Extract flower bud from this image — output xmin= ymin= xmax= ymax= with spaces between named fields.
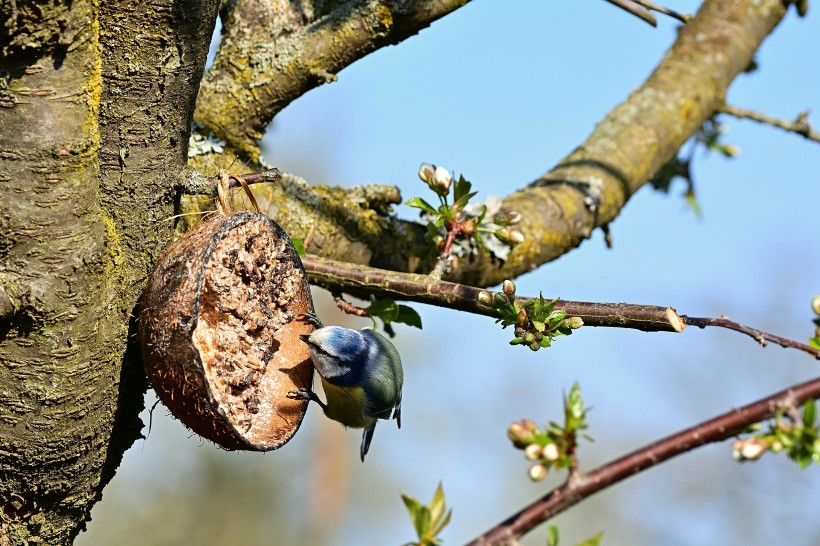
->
xmin=431 ymin=166 xmax=453 ymax=195
xmin=418 ymin=163 xmax=435 ymax=183
xmin=740 ymin=438 xmax=767 ymax=460
xmin=495 ymin=228 xmax=525 ymax=246
xmin=493 ymin=293 xmax=508 ymax=307
xmin=528 ymin=463 xmax=548 ymax=482
xmin=542 ymin=443 xmax=560 ymax=462
xmin=502 ymin=280 xmax=516 ymax=296
xmin=521 ymin=419 xmax=539 ymax=433
xmin=812 ymin=295 xmax=820 ymax=315
xmin=477 ymin=291 xmax=493 ymax=306
xmin=524 ymin=443 xmax=543 ymax=461
xmin=731 ymin=439 xmax=744 ymax=460
xmin=564 ymin=316 xmax=584 ymax=329
xmin=507 ymin=422 xmax=535 ymax=447
xmin=517 ymin=308 xmax=528 ymax=328
xmin=493 ymin=209 xmax=522 ymax=226
xmin=732 ymin=438 xmax=767 ymax=461
xmin=529 ymin=340 xmax=541 ymax=351
xmin=461 ymin=217 xmax=478 ymax=235
xmin=522 ymin=332 xmax=535 ymax=345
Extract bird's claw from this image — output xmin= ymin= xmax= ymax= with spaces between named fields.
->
xmin=287 ymin=388 xmax=312 ymax=401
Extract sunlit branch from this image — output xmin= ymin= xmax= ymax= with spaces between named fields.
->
xmin=466 ymin=375 xmax=820 ymax=545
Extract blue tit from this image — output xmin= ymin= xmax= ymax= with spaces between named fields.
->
xmin=290 ymin=319 xmax=403 ymax=462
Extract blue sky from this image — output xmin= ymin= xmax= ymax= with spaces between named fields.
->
xmin=80 ymin=2 xmax=820 ymax=545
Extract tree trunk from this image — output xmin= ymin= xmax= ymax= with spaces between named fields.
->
xmin=0 ymin=0 xmax=219 ymax=542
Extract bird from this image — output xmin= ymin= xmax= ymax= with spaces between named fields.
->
xmin=289 ymin=314 xmax=403 ymax=461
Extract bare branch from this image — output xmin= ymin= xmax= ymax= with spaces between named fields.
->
xmin=684 ymin=315 xmax=820 ymax=359
xmin=718 ymin=104 xmax=820 ymax=143
xmin=632 ymin=0 xmax=692 ymax=23
xmin=602 ymin=0 xmax=657 ymax=26
xmin=466 ymin=375 xmax=820 ymax=545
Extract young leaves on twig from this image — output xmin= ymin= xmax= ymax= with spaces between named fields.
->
xmin=492 ymin=280 xmax=582 ymax=351
xmin=401 ymin=482 xmax=452 ymax=546
xmin=732 ymin=399 xmax=820 ymax=468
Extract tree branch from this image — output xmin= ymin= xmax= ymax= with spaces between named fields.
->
xmin=684 ymin=315 xmax=820 ymax=359
xmin=305 ymin=255 xmax=681 ymax=332
xmin=187 ymin=0 xmax=791 ymax=290
xmin=195 ymin=0 xmax=471 ymax=161
xmin=466 ymin=375 xmax=820 ymax=545
xmin=718 ymin=104 xmax=820 ymax=143
xmin=305 ymin=255 xmax=820 ymax=359
xmin=602 ymin=0 xmax=657 ymax=26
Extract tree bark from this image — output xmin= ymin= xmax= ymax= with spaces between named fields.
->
xmin=0 ymin=0 xmax=219 ymax=542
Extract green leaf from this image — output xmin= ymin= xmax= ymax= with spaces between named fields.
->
xmin=803 ymin=399 xmax=817 ymax=426
xmin=540 ymin=337 xmax=552 ymax=348
xmin=431 ymin=509 xmax=452 ymax=537
xmin=406 ymin=197 xmax=438 ymax=216
xmin=454 ymin=190 xmax=478 ymax=210
xmin=510 ymin=338 xmax=525 ymax=345
xmin=396 ymin=305 xmax=423 ymax=329
xmin=547 ymin=525 xmax=560 ymax=546
xmin=532 ymin=320 xmax=546 ymax=333
xmin=291 ymin=237 xmax=305 ymax=256
xmin=430 ymin=482 xmax=446 ymax=526
xmin=470 ymin=232 xmax=492 ymax=254
xmin=476 ymin=204 xmax=488 ymax=223
xmin=453 ymin=175 xmax=472 ymax=204
xmin=809 ymin=337 xmax=820 ymax=350
xmin=401 ymin=494 xmax=428 ymax=538
xmin=367 ymin=298 xmax=400 ymax=322
xmin=684 ymin=185 xmax=702 ymax=218
xmin=415 ymin=507 xmax=432 ymax=539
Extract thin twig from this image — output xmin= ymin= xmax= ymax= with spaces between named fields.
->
xmin=333 ymin=294 xmax=369 ymax=318
xmin=718 ymin=104 xmax=820 ymax=143
xmin=603 ymin=0 xmax=657 ymax=26
xmin=684 ymin=315 xmax=820 ymax=359
xmin=632 ymin=0 xmax=691 ymax=23
xmin=466 ymin=375 xmax=820 ymax=546
xmin=180 ymin=168 xmax=282 ymax=195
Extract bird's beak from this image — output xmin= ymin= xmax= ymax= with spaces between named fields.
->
xmin=299 ymin=334 xmax=312 ymax=344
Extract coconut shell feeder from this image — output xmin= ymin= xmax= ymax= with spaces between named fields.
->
xmin=139 ymin=179 xmax=314 ymax=451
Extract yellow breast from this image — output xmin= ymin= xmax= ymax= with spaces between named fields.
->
xmin=320 ymin=378 xmax=374 ymax=429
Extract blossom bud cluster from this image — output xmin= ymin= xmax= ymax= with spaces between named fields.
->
xmin=507 ymin=419 xmax=562 ymax=482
